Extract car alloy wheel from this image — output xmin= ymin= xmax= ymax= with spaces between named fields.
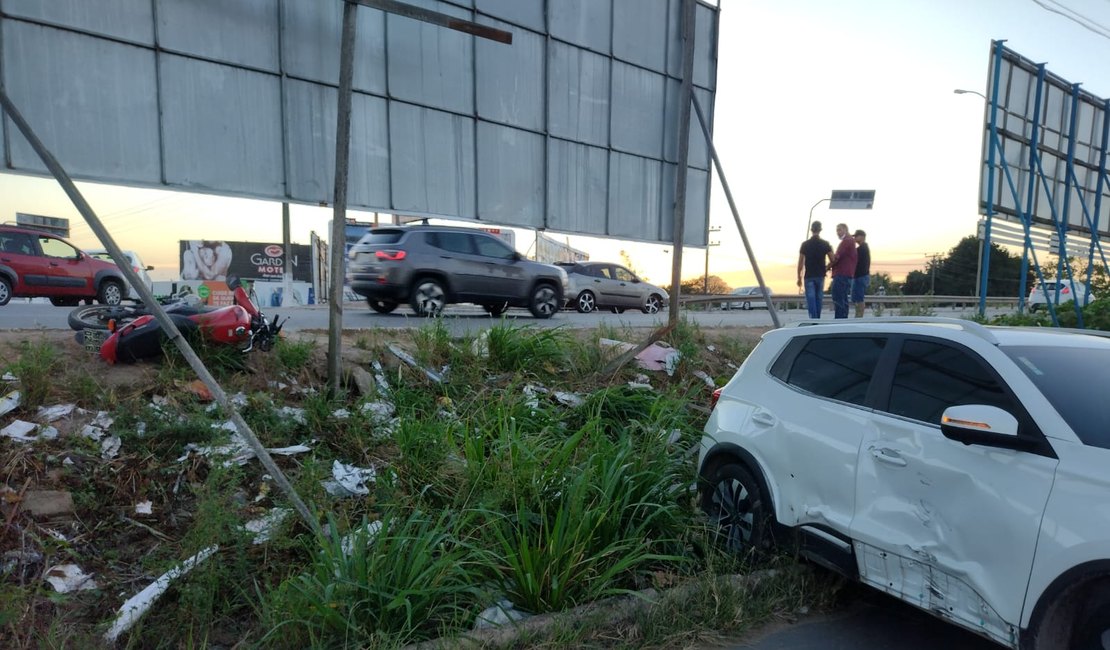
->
xmin=642 ymin=294 xmax=663 ymax=314
xmin=702 ymin=463 xmax=768 ymax=554
xmin=0 ymin=277 xmax=10 ymax=306
xmin=576 ymin=291 xmax=597 ymax=313
xmin=411 ymin=279 xmax=446 ymax=317
xmin=529 ymin=284 xmax=559 ymax=319
xmin=99 ymin=280 xmax=123 ymax=306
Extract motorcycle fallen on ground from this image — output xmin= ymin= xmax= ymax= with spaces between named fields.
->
xmin=69 ymin=276 xmax=285 ymax=364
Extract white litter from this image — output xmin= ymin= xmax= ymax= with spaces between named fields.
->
xmin=322 ymin=460 xmax=376 ymax=497
xmin=554 ymin=391 xmax=584 ymax=407
xmin=471 ymin=330 xmax=490 ymax=358
xmin=62 ymin=457 xmax=74 ymax=466
xmin=135 ymin=501 xmax=153 ymax=516
xmin=91 ymin=411 xmax=114 ymax=429
xmin=2 ymin=420 xmax=55 ymax=442
xmin=243 ymin=508 xmax=291 ymax=545
xmin=475 ymin=599 xmax=530 ymax=630
xmin=103 ymin=545 xmax=219 ymax=643
xmin=79 ymin=424 xmax=106 ymax=442
xmin=523 ymin=383 xmax=549 ymax=410
xmin=341 ymin=520 xmax=383 ymax=556
xmin=268 ymin=381 xmax=289 ymax=391
xmin=388 ymin=344 xmax=445 ymax=383
xmin=332 ymin=408 xmax=351 ymax=420
xmin=44 ymin=564 xmax=98 ymax=593
xmin=36 ymin=403 xmax=76 ymax=422
xmin=179 ymin=432 xmax=311 ymax=467
xmin=1 ymin=372 xmax=17 ymax=382
xmin=707 ymin=345 xmax=717 ymax=353
xmin=693 ymin=370 xmax=716 ymax=389
xmin=361 ymin=401 xmax=395 ymax=420
xmin=136 ymin=422 xmax=147 ymax=436
xmin=627 ymin=382 xmax=654 ymax=390
xmin=371 ymin=360 xmax=390 ymax=394
xmin=278 ymin=406 xmax=307 ymax=425
xmin=101 ymin=436 xmax=122 ymax=459
xmin=0 ymin=390 xmax=20 ymax=418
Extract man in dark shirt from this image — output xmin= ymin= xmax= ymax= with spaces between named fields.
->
xmin=797 ymin=221 xmax=834 ymax=319
xmin=852 ymin=230 xmax=871 ymax=318
xmin=829 ymin=223 xmax=857 ymax=319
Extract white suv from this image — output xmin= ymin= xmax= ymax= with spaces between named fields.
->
xmin=1028 ymin=280 xmax=1094 ymax=312
xmin=699 ymin=318 xmax=1110 ymax=649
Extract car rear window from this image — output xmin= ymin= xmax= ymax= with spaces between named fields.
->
xmin=784 ymin=336 xmax=886 ymax=406
xmin=358 ymin=230 xmax=405 ymax=246
xmin=1003 ymin=344 xmax=1110 ymax=449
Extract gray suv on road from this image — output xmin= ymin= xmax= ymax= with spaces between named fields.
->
xmin=346 ymin=225 xmax=568 ymax=318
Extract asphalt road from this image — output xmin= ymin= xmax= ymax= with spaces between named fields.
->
xmin=1 ymin=299 xmax=1001 ymax=334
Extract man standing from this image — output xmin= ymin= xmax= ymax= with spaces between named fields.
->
xmin=829 ymin=223 xmax=857 ymax=319
xmin=852 ymin=229 xmax=871 ymax=318
xmin=797 ymin=221 xmax=834 ymax=319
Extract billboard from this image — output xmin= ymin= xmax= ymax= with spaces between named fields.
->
xmin=1 ymin=0 xmax=719 ymax=247
xmin=979 ymin=42 xmax=1110 ymax=241
xmin=178 ymin=240 xmax=312 ymax=283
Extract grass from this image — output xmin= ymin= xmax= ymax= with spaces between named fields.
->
xmin=0 ymin=324 xmax=831 ymax=649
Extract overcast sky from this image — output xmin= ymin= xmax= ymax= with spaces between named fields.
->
xmin=5 ymin=0 xmax=1110 ymax=290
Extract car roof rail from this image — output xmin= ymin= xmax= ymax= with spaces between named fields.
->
xmin=787 ymin=316 xmax=999 ymax=345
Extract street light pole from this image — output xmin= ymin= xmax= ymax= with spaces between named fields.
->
xmin=807 ymin=197 xmax=830 ymax=239
xmin=703 ymin=226 xmax=720 ymax=295
xmin=954 ymin=88 xmax=988 ymax=100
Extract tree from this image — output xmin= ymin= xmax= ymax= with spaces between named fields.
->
xmin=868 ymin=272 xmax=897 ymax=295
xmin=902 ymin=270 xmax=931 ymax=295
xmin=903 ymin=235 xmax=1032 ymax=296
xmin=681 ymin=275 xmax=731 ymax=295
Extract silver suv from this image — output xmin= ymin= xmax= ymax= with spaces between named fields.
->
xmin=556 ymin=261 xmax=668 ymax=314
xmin=346 ymin=225 xmax=568 ymax=318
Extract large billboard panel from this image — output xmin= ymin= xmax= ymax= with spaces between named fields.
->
xmin=1 ymin=0 xmax=719 ymax=247
xmin=980 ymin=42 xmax=1110 ymax=241
xmin=178 ymin=240 xmax=312 ymax=283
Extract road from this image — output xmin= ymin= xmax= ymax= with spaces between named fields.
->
xmin=1 ymin=300 xmax=1003 ymax=334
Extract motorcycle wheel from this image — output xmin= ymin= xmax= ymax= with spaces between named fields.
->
xmin=67 ymin=304 xmax=141 ymax=331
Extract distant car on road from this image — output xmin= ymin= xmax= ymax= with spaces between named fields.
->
xmin=0 ymin=225 xmax=128 ymax=307
xmin=1027 ymin=279 xmax=1094 ymax=312
xmin=722 ymin=285 xmax=773 ymax=310
xmin=86 ymin=249 xmax=155 ymax=297
xmin=346 ymin=224 xmax=568 ymax=318
xmin=556 ymin=261 xmax=668 ymax=314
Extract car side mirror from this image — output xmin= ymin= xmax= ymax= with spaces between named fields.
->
xmin=940 ymin=404 xmax=1035 ymax=451
xmin=632 ymin=278 xmax=641 ymax=284
xmin=145 ymin=265 xmax=154 ymax=271
xmin=512 ymin=252 xmax=522 ymax=261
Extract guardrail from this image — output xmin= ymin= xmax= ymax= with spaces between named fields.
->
xmin=678 ymin=294 xmax=1021 ymax=309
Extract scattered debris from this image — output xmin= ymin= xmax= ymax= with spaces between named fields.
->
xmin=628 ymin=381 xmax=654 ymax=390
xmin=1 ymin=550 xmax=43 ymax=580
xmin=278 ymin=406 xmax=307 ymax=425
xmin=599 ymin=339 xmax=682 ymax=375
xmin=388 ymin=344 xmax=445 ymax=383
xmin=22 ymin=490 xmax=75 ymax=519
xmin=553 ymin=391 xmax=585 ymax=407
xmin=475 ymin=599 xmax=530 ymax=630
xmin=244 ymin=508 xmax=291 ymax=545
xmin=340 ymin=519 xmax=383 ymax=556
xmin=0 ymin=390 xmax=20 ymax=417
xmin=322 ymin=460 xmax=376 ymax=497
xmin=1 ymin=372 xmax=17 ymax=382
xmin=666 ymin=429 xmax=683 ymax=446
xmin=175 ymin=379 xmax=213 ymax=401
xmin=332 ymin=408 xmax=351 ymax=420
xmin=44 ymin=564 xmax=98 ymax=593
xmin=371 ymin=360 xmax=390 ymax=394
xmin=101 ymin=435 xmax=122 ymax=459
xmin=103 ymin=545 xmax=220 ymax=643
xmin=205 ymin=392 xmax=247 ymax=413
xmin=692 ymin=370 xmax=716 ymax=389
xmin=361 ymin=400 xmax=395 ymax=420
xmin=707 ymin=345 xmax=717 ymax=353
xmin=523 ymin=383 xmax=548 ymax=410
xmin=471 ymin=330 xmax=490 ymax=358
xmin=135 ymin=500 xmax=153 ymax=516
xmin=2 ymin=420 xmax=57 ymax=443
xmin=36 ymin=403 xmax=76 ymax=422
xmin=180 ymin=427 xmax=312 ymax=467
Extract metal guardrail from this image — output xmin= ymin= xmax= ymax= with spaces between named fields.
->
xmin=678 ymin=294 xmax=1021 ymax=308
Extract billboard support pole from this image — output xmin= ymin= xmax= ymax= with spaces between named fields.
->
xmin=979 ymin=40 xmax=1005 ymax=317
xmin=0 ymin=88 xmax=320 ymax=535
xmin=692 ymin=95 xmax=782 ymax=328
xmin=327 ymin=0 xmax=358 ymax=397
xmin=283 ymin=202 xmax=293 ymax=307
xmin=669 ymin=0 xmax=696 ymax=329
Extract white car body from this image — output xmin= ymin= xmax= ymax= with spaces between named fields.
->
xmin=1027 ymin=280 xmax=1094 ymax=312
xmin=699 ymin=318 xmax=1110 ymax=649
xmin=86 ymin=249 xmax=154 ymax=296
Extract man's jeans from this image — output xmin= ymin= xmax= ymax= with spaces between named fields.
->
xmin=831 ymin=275 xmax=851 ymax=319
xmin=804 ymin=277 xmax=824 ymax=318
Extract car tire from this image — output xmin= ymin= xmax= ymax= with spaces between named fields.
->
xmin=642 ymin=294 xmax=663 ymax=314
xmin=575 ymin=291 xmax=597 ymax=313
xmin=483 ymin=302 xmax=508 ymax=317
xmin=98 ymin=280 xmax=124 ymax=306
xmin=1071 ymin=582 xmax=1110 ymax=650
xmin=410 ymin=278 xmax=447 ymax=317
xmin=610 ymin=307 xmax=626 ymax=314
xmin=0 ymin=277 xmax=10 ymax=306
xmin=742 ymin=301 xmax=752 ymax=311
xmin=367 ymin=299 xmax=398 ymax=314
xmin=701 ymin=462 xmax=771 ymax=555
xmin=528 ymin=283 xmax=560 ymax=319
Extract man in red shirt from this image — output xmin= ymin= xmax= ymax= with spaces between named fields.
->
xmin=829 ymin=223 xmax=857 ymax=319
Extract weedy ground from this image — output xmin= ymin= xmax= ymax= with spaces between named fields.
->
xmin=0 ymin=320 xmax=842 ymax=649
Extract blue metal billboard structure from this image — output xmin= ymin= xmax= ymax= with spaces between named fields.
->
xmin=0 ymin=0 xmax=718 ymax=247
xmin=978 ymin=41 xmax=1110 ymax=324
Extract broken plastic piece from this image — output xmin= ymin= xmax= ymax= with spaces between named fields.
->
xmin=693 ymin=370 xmax=716 ymax=389
xmin=388 ymin=344 xmax=444 ymax=383
xmin=244 ymin=508 xmax=291 ymax=545
xmin=322 ymin=460 xmax=376 ymax=497
xmin=474 ymin=599 xmax=530 ymax=630
xmin=44 ymin=564 xmax=98 ymax=593
xmin=36 ymin=403 xmax=76 ymax=422
xmin=135 ymin=500 xmax=153 ymax=515
xmin=101 ymin=436 xmax=122 ymax=459
xmin=2 ymin=420 xmax=55 ymax=442
xmin=0 ymin=390 xmax=20 ymax=418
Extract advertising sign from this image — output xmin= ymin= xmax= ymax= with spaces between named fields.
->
xmin=178 ymin=240 xmax=312 ymax=282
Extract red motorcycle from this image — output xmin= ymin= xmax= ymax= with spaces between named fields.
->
xmin=69 ymin=276 xmax=284 ymax=364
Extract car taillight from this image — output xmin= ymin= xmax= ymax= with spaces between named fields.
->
xmin=132 ymin=266 xmax=140 ymax=273
xmin=1062 ymin=287 xmax=1070 ymax=294
xmin=375 ymin=250 xmax=406 ymax=261
xmin=710 ymin=388 xmax=723 ymax=409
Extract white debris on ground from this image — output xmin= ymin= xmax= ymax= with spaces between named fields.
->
xmin=322 ymin=460 xmax=376 ymax=497
xmin=692 ymin=370 xmax=716 ymax=389
xmin=1 ymin=373 xmax=17 ymax=382
xmin=135 ymin=501 xmax=153 ymax=516
xmin=277 ymin=406 xmax=307 ymax=425
xmin=0 ymin=390 xmax=21 ymax=418
xmin=332 ymin=408 xmax=351 ymax=420
xmin=44 ymin=564 xmax=98 ymax=593
xmin=1 ymin=420 xmax=57 ymax=443
xmin=101 ymin=435 xmax=122 ymax=460
xmin=360 ymin=400 xmax=399 ymax=437
xmin=340 ymin=519 xmax=383 ymax=556
xmin=371 ymin=360 xmax=390 ymax=395
xmin=179 ymin=424 xmax=311 ymax=467
xmin=243 ymin=508 xmax=291 ymax=545
xmin=471 ymin=330 xmax=490 ymax=358
xmin=388 ymin=344 xmax=445 ymax=383
xmin=205 ymin=392 xmax=248 ymax=413
xmin=474 ymin=599 xmax=530 ymax=630
xmin=599 ymin=339 xmax=682 ymax=376
xmin=553 ymin=391 xmax=584 ymax=407
xmin=523 ymin=383 xmax=548 ymax=410
xmin=36 ymin=403 xmax=76 ymax=422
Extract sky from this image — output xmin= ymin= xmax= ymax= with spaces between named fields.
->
xmin=5 ymin=0 xmax=1110 ymax=292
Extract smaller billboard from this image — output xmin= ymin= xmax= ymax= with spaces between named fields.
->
xmin=829 ymin=190 xmax=876 ymax=210
xmin=178 ymin=240 xmax=312 ymax=282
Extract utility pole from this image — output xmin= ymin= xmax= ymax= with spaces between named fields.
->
xmin=925 ymin=252 xmax=943 ymax=294
xmin=703 ymin=226 xmax=721 ymax=295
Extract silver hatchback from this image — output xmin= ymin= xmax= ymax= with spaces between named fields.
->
xmin=557 ymin=261 xmax=668 ymax=314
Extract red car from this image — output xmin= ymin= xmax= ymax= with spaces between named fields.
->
xmin=0 ymin=225 xmax=128 ymax=307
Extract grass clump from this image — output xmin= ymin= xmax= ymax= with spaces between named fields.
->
xmin=3 ymin=340 xmax=62 ymax=409
xmin=485 ymin=324 xmax=570 ymax=374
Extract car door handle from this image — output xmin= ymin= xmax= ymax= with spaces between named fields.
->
xmin=49 ymin=262 xmax=60 ymax=267
xmin=593 ymin=279 xmax=601 ymax=283
xmin=751 ymin=411 xmax=776 ymax=427
xmin=870 ymin=447 xmax=907 ymax=467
